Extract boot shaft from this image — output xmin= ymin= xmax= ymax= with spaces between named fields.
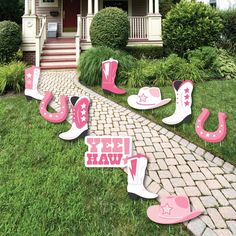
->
xmin=102 ymin=58 xmax=118 ymax=85
xmin=173 ymin=80 xmax=193 ymax=113
xmin=127 ymin=154 xmax=148 ymax=185
xmin=25 ymin=66 xmax=40 ymax=90
xmin=71 ymin=96 xmax=90 ymax=129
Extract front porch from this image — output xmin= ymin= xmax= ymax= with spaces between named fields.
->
xmin=22 ymin=0 xmax=162 ymax=67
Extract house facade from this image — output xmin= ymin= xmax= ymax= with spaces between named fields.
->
xmin=22 ymin=0 xmax=162 ymax=69
xmin=196 ymin=0 xmax=236 ymax=10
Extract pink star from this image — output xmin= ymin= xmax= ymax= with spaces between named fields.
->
xmin=161 ymin=204 xmax=172 ymax=215
xmin=81 ymin=110 xmax=86 ymax=115
xmin=185 ymin=88 xmax=189 ymax=94
xmin=185 ymin=101 xmax=190 ymax=106
xmin=81 ymin=116 xmax=86 ymax=122
xmin=185 ymin=94 xmax=189 ymax=100
xmin=27 ymin=73 xmax=32 ymax=79
xmin=139 ymin=93 xmax=148 ymax=103
xmin=81 ymin=103 xmax=86 ymax=109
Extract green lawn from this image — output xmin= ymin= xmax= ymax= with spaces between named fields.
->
xmin=94 ymin=79 xmax=236 ymax=165
xmin=0 ymin=95 xmax=189 ymax=235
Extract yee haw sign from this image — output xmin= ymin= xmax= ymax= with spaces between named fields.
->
xmin=85 ymin=136 xmax=132 ymax=167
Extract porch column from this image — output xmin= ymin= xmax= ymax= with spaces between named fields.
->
xmin=154 ymin=0 xmax=159 ymax=14
xmin=24 ymin=0 xmax=29 ymax=15
xmin=88 ymin=0 xmax=93 ymax=15
xmin=149 ymin=0 xmax=153 ymax=14
xmin=94 ymin=0 xmax=99 ymax=14
xmin=31 ymin=0 xmax=36 ymax=15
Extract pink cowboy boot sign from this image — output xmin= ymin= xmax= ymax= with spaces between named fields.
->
xmin=85 ymin=136 xmax=132 ymax=167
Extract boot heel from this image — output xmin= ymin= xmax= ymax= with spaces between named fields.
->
xmin=103 ymin=89 xmax=111 ymax=95
xmin=128 ymin=192 xmax=140 ymax=200
xmin=25 ymin=96 xmax=33 ymax=101
xmin=183 ymin=114 xmax=192 ymax=123
xmin=79 ymin=130 xmax=88 ymax=139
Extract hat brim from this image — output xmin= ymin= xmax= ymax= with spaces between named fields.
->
xmin=147 ymin=205 xmax=203 ymax=225
xmin=127 ymin=95 xmax=171 ymax=110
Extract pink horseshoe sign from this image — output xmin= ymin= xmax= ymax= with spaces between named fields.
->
xmin=40 ymin=91 xmax=69 ymax=123
xmin=195 ymin=108 xmax=227 ymax=143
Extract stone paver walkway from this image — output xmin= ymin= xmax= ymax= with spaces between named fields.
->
xmin=38 ymin=70 xmax=236 ymax=236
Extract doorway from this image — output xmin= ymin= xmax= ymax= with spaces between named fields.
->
xmin=103 ymin=0 xmax=128 ymax=12
xmin=63 ymin=0 xmax=80 ymax=33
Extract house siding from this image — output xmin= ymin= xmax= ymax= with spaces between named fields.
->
xmin=36 ymin=0 xmax=62 ymax=35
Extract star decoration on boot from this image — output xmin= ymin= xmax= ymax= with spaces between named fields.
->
xmin=185 ymin=101 xmax=190 ymax=106
xmin=81 ymin=103 xmax=86 ymax=109
xmin=184 ymin=88 xmax=189 ymax=94
xmin=27 ymin=73 xmax=32 ymax=79
xmin=81 ymin=110 xmax=86 ymax=116
xmin=184 ymin=94 xmax=189 ymax=100
xmin=139 ymin=93 xmax=148 ymax=103
xmin=161 ymin=204 xmax=173 ymax=215
xmin=81 ymin=116 xmax=86 ymax=122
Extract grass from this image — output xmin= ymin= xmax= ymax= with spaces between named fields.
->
xmin=0 ymin=95 xmax=190 ymax=235
xmin=93 ymin=79 xmax=236 ymax=165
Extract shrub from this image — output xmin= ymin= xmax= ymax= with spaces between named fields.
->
xmin=154 ymin=54 xmax=203 ymax=86
xmin=0 ymin=61 xmax=26 ymax=94
xmin=219 ymin=9 xmax=236 ymax=52
xmin=0 ymin=21 xmax=22 ymax=63
xmin=125 ymin=46 xmax=164 ymax=59
xmin=127 ymin=54 xmax=203 ymax=88
xmin=78 ymin=47 xmax=136 ymax=86
xmin=187 ymin=46 xmax=219 ymax=80
xmin=187 ymin=46 xmax=236 ymax=80
xmin=163 ymin=0 xmax=223 ymax=55
xmin=90 ymin=7 xmax=129 ymax=50
xmin=215 ymin=49 xmax=236 ymax=80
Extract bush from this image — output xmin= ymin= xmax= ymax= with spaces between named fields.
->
xmin=78 ymin=47 xmax=136 ymax=86
xmin=90 ymin=7 xmax=129 ymax=50
xmin=0 ymin=21 xmax=22 ymax=63
xmin=219 ymin=9 xmax=236 ymax=52
xmin=187 ymin=46 xmax=236 ymax=80
xmin=0 ymin=61 xmax=26 ymax=94
xmin=128 ymin=54 xmax=203 ymax=88
xmin=163 ymin=0 xmax=223 ymax=55
xmin=125 ymin=46 xmax=164 ymax=59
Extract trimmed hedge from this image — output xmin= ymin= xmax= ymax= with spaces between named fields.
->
xmin=0 ymin=21 xmax=22 ymax=63
xmin=163 ymin=0 xmax=223 ymax=55
xmin=125 ymin=46 xmax=164 ymax=59
xmin=220 ymin=9 xmax=236 ymax=52
xmin=0 ymin=61 xmax=26 ymax=94
xmin=90 ymin=7 xmax=129 ymax=50
xmin=78 ymin=47 xmax=136 ymax=86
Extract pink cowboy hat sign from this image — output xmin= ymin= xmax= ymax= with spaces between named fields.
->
xmin=127 ymin=87 xmax=171 ymax=110
xmin=147 ymin=195 xmax=203 ymax=224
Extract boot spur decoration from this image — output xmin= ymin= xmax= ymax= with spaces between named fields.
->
xmin=162 ymin=80 xmax=193 ymax=126
xmin=195 ymin=108 xmax=227 ymax=143
xmin=24 ymin=66 xmax=44 ymax=101
xmin=102 ymin=58 xmax=126 ymax=95
xmin=59 ymin=96 xmax=90 ymax=141
xmin=125 ymin=154 xmax=158 ymax=200
xmin=40 ymin=92 xmax=69 ymax=123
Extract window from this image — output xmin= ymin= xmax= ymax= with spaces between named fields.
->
xmin=39 ymin=0 xmax=58 ymax=7
xmin=209 ymin=0 xmax=216 ymax=8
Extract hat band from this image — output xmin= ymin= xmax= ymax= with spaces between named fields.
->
xmin=136 ymin=101 xmax=156 ymax=106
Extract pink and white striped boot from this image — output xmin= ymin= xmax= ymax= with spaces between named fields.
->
xmin=102 ymin=58 xmax=126 ymax=95
xmin=24 ymin=66 xmax=44 ymax=101
xmin=59 ymin=96 xmax=90 ymax=140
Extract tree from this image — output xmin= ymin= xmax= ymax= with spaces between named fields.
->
xmin=0 ymin=0 xmax=24 ymax=24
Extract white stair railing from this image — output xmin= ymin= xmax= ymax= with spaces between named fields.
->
xmin=35 ymin=15 xmax=47 ymax=67
xmin=129 ymin=16 xmax=148 ymax=39
xmin=81 ymin=17 xmax=87 ymax=40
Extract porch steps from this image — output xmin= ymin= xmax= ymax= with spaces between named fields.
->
xmin=40 ymin=38 xmax=77 ymax=70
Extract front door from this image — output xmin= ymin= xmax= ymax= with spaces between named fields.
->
xmin=63 ymin=0 xmax=80 ymax=32
xmin=103 ymin=0 xmax=128 ymax=12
